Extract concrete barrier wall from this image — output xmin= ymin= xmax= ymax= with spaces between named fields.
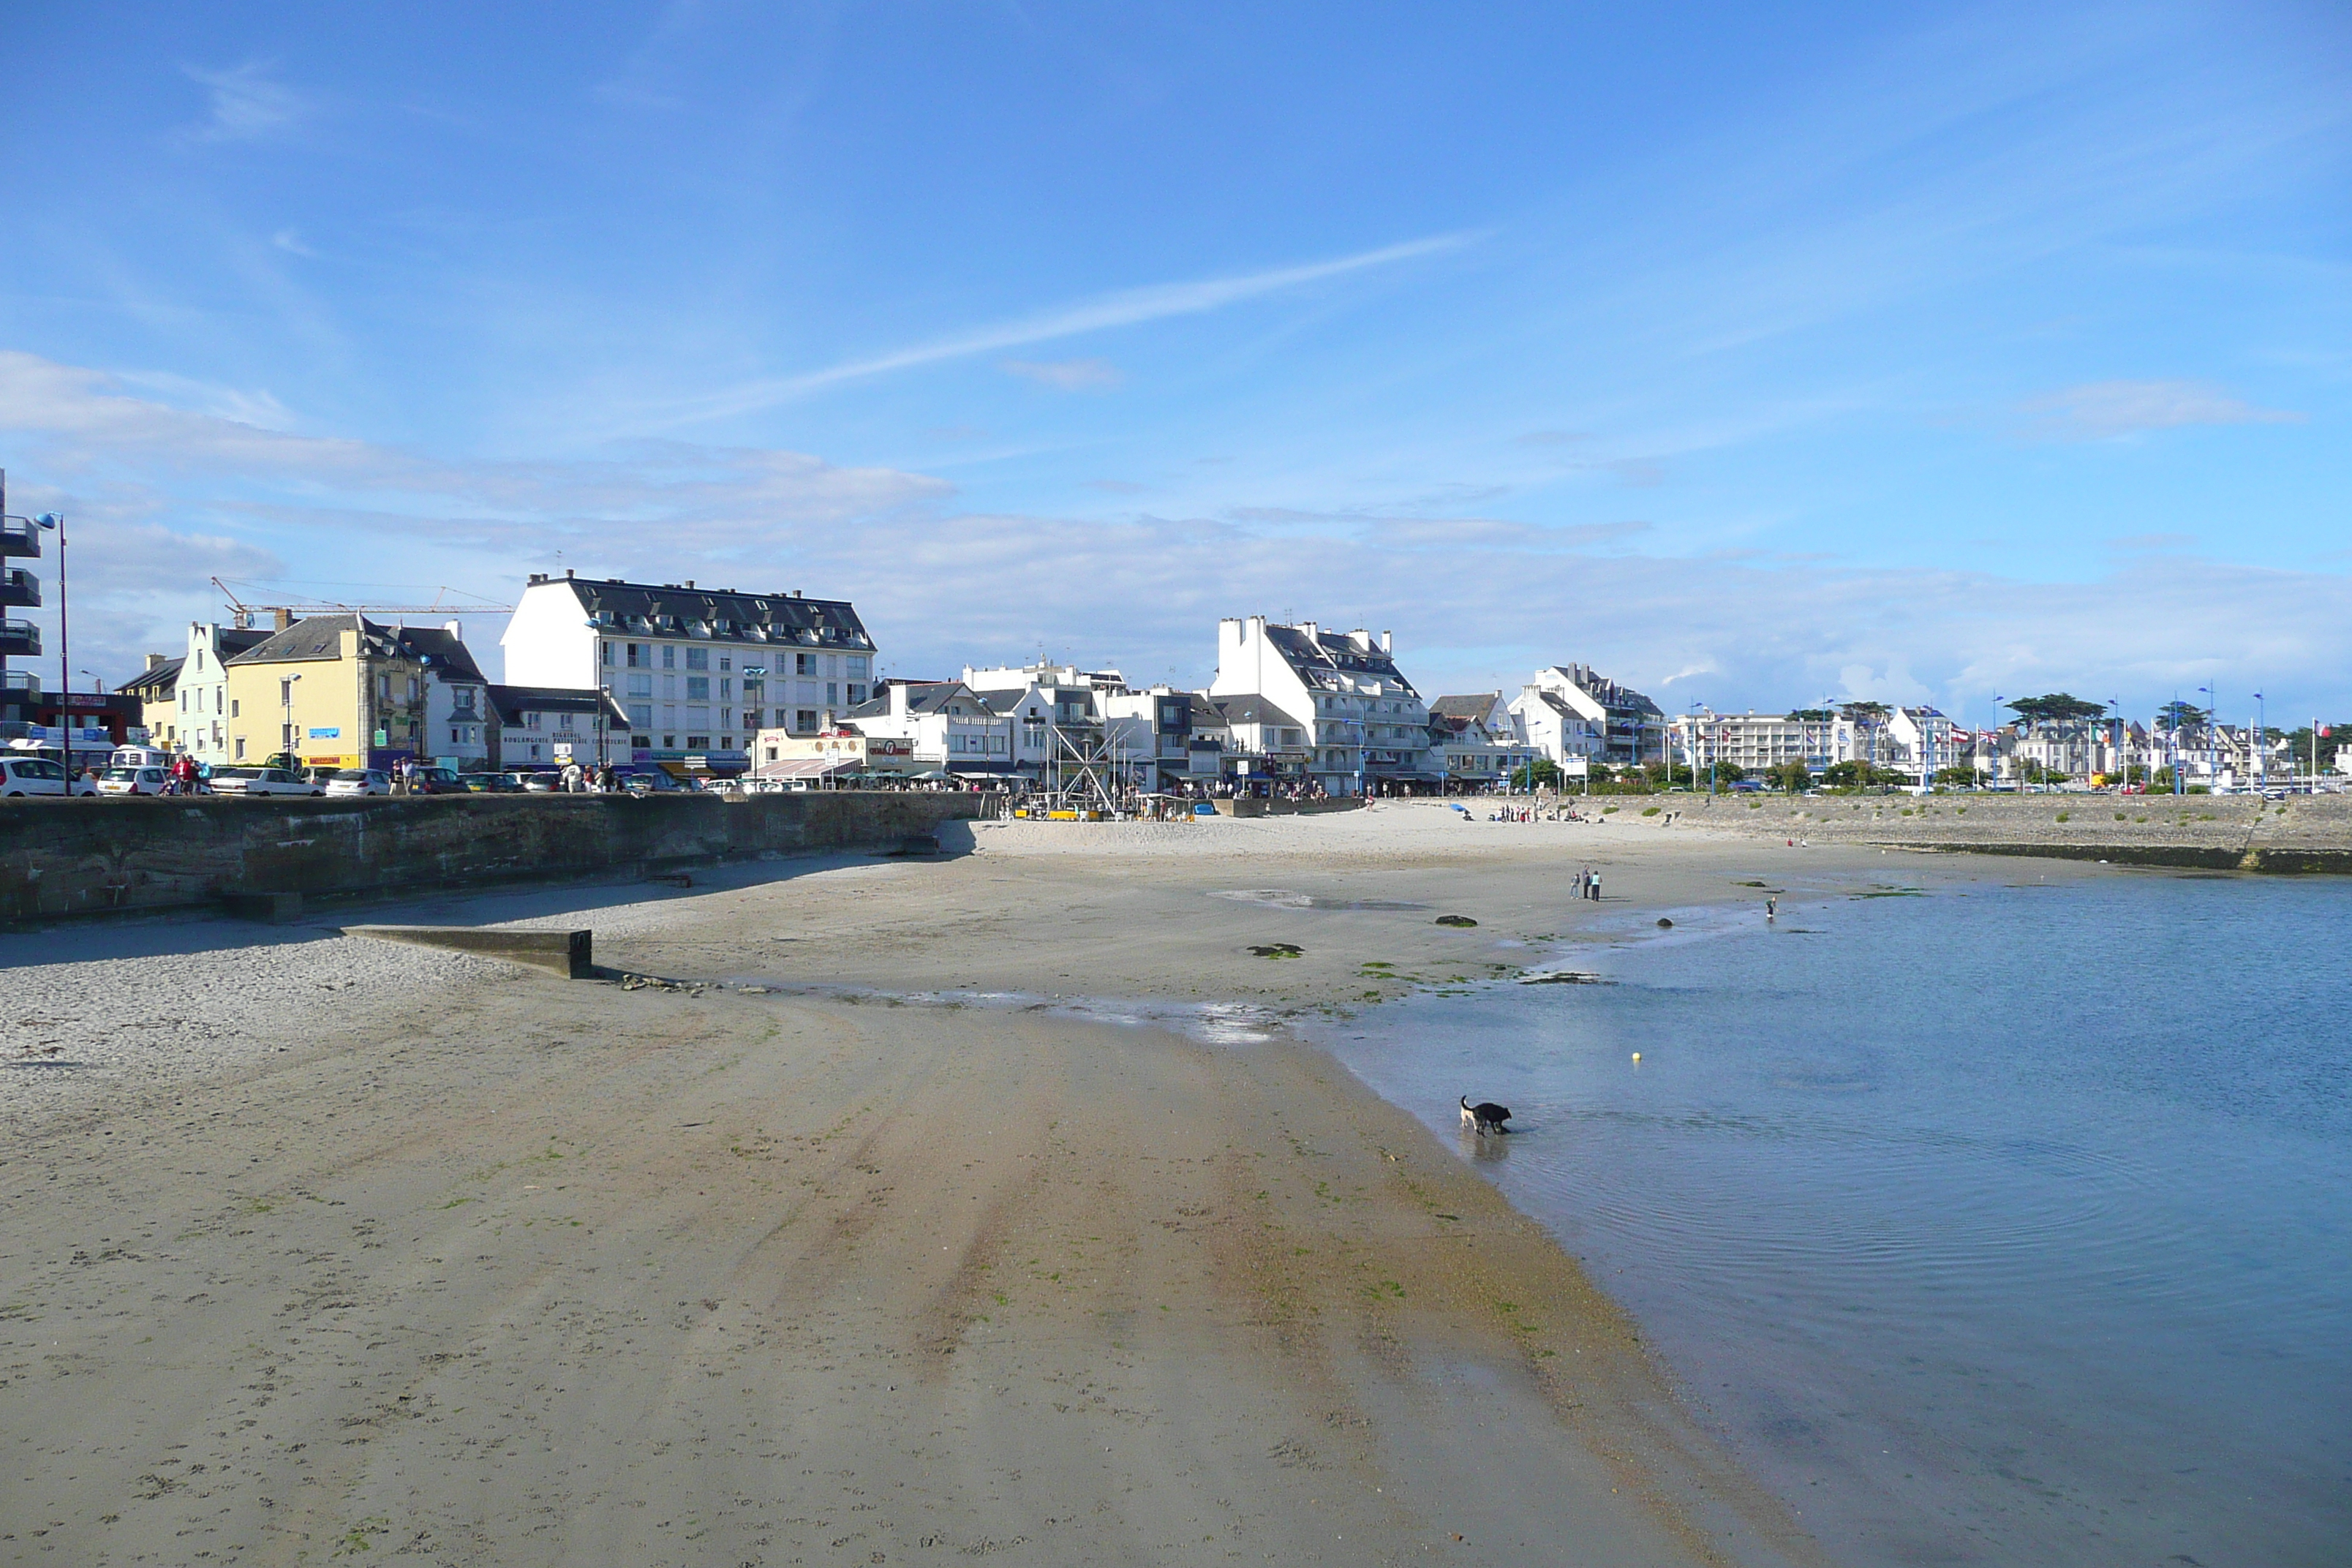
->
xmin=1210 ymin=796 xmax=1365 ymax=818
xmin=0 ymin=792 xmax=985 ymax=925
xmin=1681 ymin=790 xmax=2352 ymax=872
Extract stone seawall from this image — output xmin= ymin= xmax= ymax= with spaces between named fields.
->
xmin=1655 ymin=790 xmax=2352 ymax=872
xmin=0 ymin=791 xmax=985 ymax=926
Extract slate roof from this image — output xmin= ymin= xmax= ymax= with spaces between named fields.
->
xmin=118 ymin=657 xmax=184 ymax=698
xmin=225 ymin=615 xmax=487 ymax=684
xmin=1430 ymin=693 xmax=1499 ymax=720
xmin=1210 ymin=696 xmax=1294 ymax=727
xmin=533 ymin=575 xmax=873 ymax=652
xmin=1261 ymin=625 xmax=1416 ymax=695
xmin=486 ymin=685 xmax=630 ymax=726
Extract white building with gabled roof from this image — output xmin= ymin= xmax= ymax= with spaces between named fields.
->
xmin=500 ymin=570 xmax=878 ymax=764
xmin=1209 ymin=617 xmax=1428 ymax=796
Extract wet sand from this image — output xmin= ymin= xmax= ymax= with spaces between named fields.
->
xmin=1 ymin=803 xmax=1999 ymax=1566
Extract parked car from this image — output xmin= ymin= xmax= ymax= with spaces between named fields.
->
xmin=98 ymin=765 xmax=172 ymax=796
xmin=1 ymin=757 xmax=99 ymax=797
xmin=325 ymin=769 xmax=391 ymax=796
xmin=621 ymin=770 xmax=694 ymax=794
xmin=210 ymin=766 xmax=325 ymax=798
xmin=411 ymin=766 xmax=468 ymax=796
xmin=302 ymin=766 xmax=344 ymax=788
xmin=519 ymin=772 xmax=562 ymax=793
xmin=459 ymin=772 xmax=516 ymax=793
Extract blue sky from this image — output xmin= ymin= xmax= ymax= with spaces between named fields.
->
xmin=1 ymin=1 xmax=2345 ymax=723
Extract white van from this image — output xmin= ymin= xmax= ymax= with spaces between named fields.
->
xmin=111 ymin=745 xmax=175 ymax=771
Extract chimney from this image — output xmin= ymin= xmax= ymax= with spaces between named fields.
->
xmin=1380 ymin=630 xmax=1392 ymax=654
xmin=445 ymin=619 xmax=463 ymax=640
xmin=272 ymin=608 xmax=293 ymax=632
xmin=1297 ymin=620 xmax=1317 ymax=642
xmin=685 ymin=579 xmax=695 ymax=589
xmin=528 ymin=572 xmax=546 ymax=584
xmin=146 ymin=652 xmax=167 ymax=671
xmin=565 ymin=567 xmax=575 ymax=578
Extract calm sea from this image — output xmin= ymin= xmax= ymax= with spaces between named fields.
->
xmin=1320 ymin=871 xmax=2351 ymax=1567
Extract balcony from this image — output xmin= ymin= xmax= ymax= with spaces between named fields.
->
xmin=0 ymin=518 xmax=39 ymax=559
xmin=0 ymin=620 xmax=39 ymax=657
xmin=1 ymin=670 xmax=37 ymax=694
xmin=0 ymin=569 xmax=38 ymax=608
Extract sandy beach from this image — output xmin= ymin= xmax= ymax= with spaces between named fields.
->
xmin=0 ymin=804 xmax=2061 ymax=1567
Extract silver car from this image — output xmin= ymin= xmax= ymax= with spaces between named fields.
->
xmin=98 ymin=766 xmax=171 ymax=796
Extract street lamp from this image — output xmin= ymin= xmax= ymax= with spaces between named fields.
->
xmin=33 ymin=513 xmax=65 ymax=775
xmin=2253 ymin=691 xmax=2266 ymax=790
xmin=282 ymin=672 xmax=302 ymax=765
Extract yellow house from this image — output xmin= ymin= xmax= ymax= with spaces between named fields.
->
xmin=117 ymin=654 xmax=181 ymax=749
xmin=221 ymin=614 xmax=488 ymax=769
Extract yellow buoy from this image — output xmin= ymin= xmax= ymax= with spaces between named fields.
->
xmin=1631 ymin=1052 xmax=1642 ymax=1063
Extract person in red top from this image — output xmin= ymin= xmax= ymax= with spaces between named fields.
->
xmin=169 ymin=753 xmax=201 ymax=796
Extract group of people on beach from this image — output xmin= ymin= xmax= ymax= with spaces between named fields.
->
xmin=1575 ymin=866 xmax=1603 ymax=901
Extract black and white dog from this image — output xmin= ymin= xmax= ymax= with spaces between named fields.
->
xmin=1460 ymin=1095 xmax=1512 ymax=1137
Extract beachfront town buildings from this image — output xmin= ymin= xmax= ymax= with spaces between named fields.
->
xmin=1210 ymin=616 xmax=1433 ymax=796
xmin=215 ymin=614 xmax=490 ymax=771
xmin=1429 ymin=694 xmax=1539 ymax=788
xmin=487 ymin=685 xmax=633 ymax=771
xmin=838 ymin=679 xmax=1014 ymax=776
xmin=502 ymin=571 xmax=877 ymax=767
xmin=1510 ymin=664 xmax=1665 ymax=771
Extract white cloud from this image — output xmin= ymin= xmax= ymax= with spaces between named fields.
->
xmin=658 ymin=231 xmax=1480 ymax=423
xmin=2021 ymin=380 xmax=2306 ymax=440
xmin=181 ymin=61 xmax=308 ymax=143
xmin=1001 ymin=358 xmax=1124 ymax=392
xmin=4 ymin=350 xmax=2344 ymax=719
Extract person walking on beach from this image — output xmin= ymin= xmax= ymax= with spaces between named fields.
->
xmin=1589 ymin=870 xmax=1602 ymax=902
xmin=1765 ymin=896 xmax=1778 ymax=921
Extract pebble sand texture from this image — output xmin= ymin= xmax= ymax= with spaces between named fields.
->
xmin=0 ymin=811 xmax=1842 ymax=1568
xmin=1 ymin=924 xmax=505 ymax=1120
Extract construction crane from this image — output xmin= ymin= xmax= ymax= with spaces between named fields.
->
xmin=212 ymin=577 xmax=513 ymax=630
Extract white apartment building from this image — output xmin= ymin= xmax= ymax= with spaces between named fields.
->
xmin=962 ymin=662 xmax=1126 ymax=778
xmin=1666 ymin=709 xmax=1840 ymax=777
xmin=1209 ymin=617 xmax=1428 ymax=795
xmin=1510 ymin=665 xmax=1663 ymax=769
xmin=174 ymin=621 xmax=276 ymax=765
xmin=501 ymin=571 xmax=877 ymax=765
xmin=842 ymin=680 xmax=1013 ymax=772
xmin=1099 ymin=686 xmax=1211 ymax=791
xmin=1430 ymin=694 xmax=1538 ymax=789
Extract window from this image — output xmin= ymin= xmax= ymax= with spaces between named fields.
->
xmin=826 ymin=682 xmax=837 ymax=705
xmin=626 ymin=673 xmax=652 ymax=698
xmin=685 ymin=676 xmax=709 ymax=700
xmin=847 ymin=655 xmax=870 ymax=679
xmin=627 ymin=703 xmax=652 ymax=727
xmin=602 ymin=642 xmax=614 ymax=666
xmin=627 ymin=643 xmax=647 ymax=667
xmin=796 ymin=709 xmax=818 ymax=731
xmin=230 ymin=699 xmax=241 ymax=718
xmin=526 ymin=711 xmax=542 ymax=730
xmin=378 ymin=674 xmax=391 ymax=700
xmin=556 ymin=711 xmax=575 ymax=731
xmin=685 ymin=736 xmax=709 ymax=750
xmin=718 ymin=677 xmax=731 ymax=700
xmin=685 ymin=647 xmax=708 ymax=671
xmin=718 ymin=656 xmax=731 ymax=672
xmin=846 ymin=682 xmax=867 ymax=705
xmin=632 ymin=734 xmax=650 ymax=748
xmin=662 ymin=646 xmax=676 ymax=669
xmin=235 ymin=737 xmax=246 ymax=759
xmin=719 ymin=736 xmax=732 ymax=750
xmin=742 ymin=710 xmax=761 ymax=731
xmin=796 ymin=652 xmax=816 ymax=675
xmin=662 ymin=734 xmax=676 ymax=749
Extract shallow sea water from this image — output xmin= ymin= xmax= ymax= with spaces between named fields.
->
xmin=1321 ymin=871 xmax=2351 ymax=1567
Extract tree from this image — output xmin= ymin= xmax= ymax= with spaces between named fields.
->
xmin=1768 ymin=760 xmax=1813 ymax=793
xmin=1932 ymin=765 xmax=1977 ymax=788
xmin=2007 ymin=693 xmax=2107 ymax=727
xmin=2154 ymin=700 xmax=2208 ymax=734
xmin=1784 ymin=708 xmax=1834 ymax=723
xmin=1822 ymin=760 xmax=1902 ymax=788
xmin=2285 ymin=723 xmax=2352 ymax=774
xmin=1510 ymin=757 xmax=1561 ymax=791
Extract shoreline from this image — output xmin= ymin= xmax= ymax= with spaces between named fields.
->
xmin=1 ymin=807 xmax=2084 ymax=1564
